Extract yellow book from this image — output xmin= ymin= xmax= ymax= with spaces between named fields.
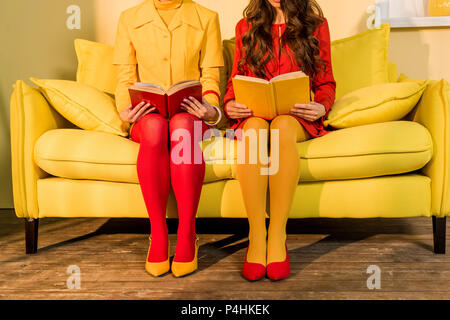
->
xmin=232 ymin=71 xmax=310 ymax=119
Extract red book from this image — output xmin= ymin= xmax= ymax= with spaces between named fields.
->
xmin=128 ymin=80 xmax=203 ymax=119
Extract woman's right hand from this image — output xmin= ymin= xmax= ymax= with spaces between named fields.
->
xmin=120 ymin=102 xmax=156 ymax=123
xmin=225 ymin=100 xmax=253 ymax=119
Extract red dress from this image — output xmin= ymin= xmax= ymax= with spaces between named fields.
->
xmin=223 ymin=18 xmax=336 ymax=138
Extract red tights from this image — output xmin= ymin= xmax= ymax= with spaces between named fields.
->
xmin=130 ymin=112 xmax=207 ymax=263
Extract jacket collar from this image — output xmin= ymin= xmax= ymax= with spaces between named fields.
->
xmin=133 ymin=0 xmax=202 ymax=31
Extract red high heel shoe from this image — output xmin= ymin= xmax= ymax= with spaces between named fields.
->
xmin=242 ymin=247 xmax=266 ymax=281
xmin=266 ymin=244 xmax=290 ymax=280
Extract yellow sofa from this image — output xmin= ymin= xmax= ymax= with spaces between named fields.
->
xmin=10 ymin=39 xmax=448 ymax=255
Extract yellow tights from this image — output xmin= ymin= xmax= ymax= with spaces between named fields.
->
xmin=237 ymin=115 xmax=310 ymax=266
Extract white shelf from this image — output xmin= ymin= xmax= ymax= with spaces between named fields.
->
xmin=380 ymin=16 xmax=450 ymax=28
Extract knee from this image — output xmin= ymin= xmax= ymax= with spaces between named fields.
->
xmin=270 ymin=115 xmax=297 ymax=131
xmin=270 ymin=115 xmax=300 ymax=145
xmin=241 ymin=117 xmax=270 ymax=145
xmin=169 ymin=113 xmax=199 ymax=132
xmin=243 ymin=117 xmax=269 ymax=131
xmin=169 ymin=113 xmax=205 ymax=147
xmin=239 ymin=117 xmax=269 ymax=156
xmin=139 ymin=114 xmax=168 ymax=149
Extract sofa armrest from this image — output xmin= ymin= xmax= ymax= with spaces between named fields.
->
xmin=411 ymin=79 xmax=450 ymax=217
xmin=10 ymin=80 xmax=72 ymax=219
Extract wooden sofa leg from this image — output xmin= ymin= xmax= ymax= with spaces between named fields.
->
xmin=432 ymin=217 xmax=446 ymax=254
xmin=25 ymin=219 xmax=39 ymax=254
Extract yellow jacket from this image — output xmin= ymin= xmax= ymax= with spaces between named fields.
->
xmin=113 ymin=0 xmax=224 ymax=116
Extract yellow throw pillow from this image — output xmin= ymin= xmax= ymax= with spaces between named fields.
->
xmin=30 ymin=78 xmax=128 ymax=136
xmin=75 ymin=39 xmax=118 ymax=95
xmin=388 ymin=62 xmax=398 ymax=83
xmin=325 ymin=80 xmax=428 ymax=129
xmin=331 ymin=23 xmax=390 ymax=99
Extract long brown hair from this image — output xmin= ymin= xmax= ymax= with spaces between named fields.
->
xmin=238 ymin=0 xmax=325 ymax=79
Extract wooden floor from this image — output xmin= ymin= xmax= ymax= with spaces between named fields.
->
xmin=0 ymin=209 xmax=449 ymax=300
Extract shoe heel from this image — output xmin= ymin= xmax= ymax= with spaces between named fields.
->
xmin=242 ymin=247 xmax=266 ymax=281
xmin=171 ymin=235 xmax=199 ymax=278
xmin=266 ymin=244 xmax=290 ymax=281
xmin=145 ymin=236 xmax=170 ymax=277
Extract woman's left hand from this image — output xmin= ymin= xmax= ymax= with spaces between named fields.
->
xmin=181 ymin=96 xmax=218 ymax=122
xmin=291 ymin=102 xmax=326 ymax=122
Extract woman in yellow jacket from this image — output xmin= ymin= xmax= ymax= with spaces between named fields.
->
xmin=113 ymin=0 xmax=224 ymax=278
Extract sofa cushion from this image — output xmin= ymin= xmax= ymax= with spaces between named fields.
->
xmin=34 ymin=121 xmax=433 ymax=184
xmin=298 ymin=121 xmax=433 ymax=182
xmin=34 ymin=129 xmax=235 ymax=184
xmin=36 ymin=174 xmax=431 ymax=219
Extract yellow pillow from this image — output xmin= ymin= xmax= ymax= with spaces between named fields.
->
xmin=75 ymin=39 xmax=118 ymax=95
xmin=30 ymin=78 xmax=128 ymax=136
xmin=325 ymin=80 xmax=428 ymax=129
xmin=331 ymin=23 xmax=390 ymax=99
xmin=388 ymin=62 xmax=398 ymax=83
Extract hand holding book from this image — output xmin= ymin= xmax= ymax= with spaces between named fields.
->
xmin=180 ymin=96 xmax=220 ymax=123
xmin=225 ymin=100 xmax=253 ymax=119
xmin=120 ymin=101 xmax=156 ymax=124
xmin=128 ymin=80 xmax=203 ymax=119
xmin=291 ymin=102 xmax=326 ymax=122
xmin=232 ymin=71 xmax=311 ymax=120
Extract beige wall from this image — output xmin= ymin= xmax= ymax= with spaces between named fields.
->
xmin=0 ymin=1 xmax=96 ymax=208
xmin=0 ymin=0 xmax=449 ymax=208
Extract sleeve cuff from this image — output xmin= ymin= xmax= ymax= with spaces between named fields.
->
xmin=203 ymin=91 xmax=220 ymax=107
xmin=203 ymin=105 xmax=222 ymax=127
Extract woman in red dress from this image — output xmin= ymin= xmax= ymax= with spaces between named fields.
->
xmin=224 ymin=0 xmax=336 ymax=281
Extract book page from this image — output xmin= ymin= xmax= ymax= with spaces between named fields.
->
xmin=272 ymin=76 xmax=310 ymax=115
xmin=234 ymin=75 xmax=270 ymax=85
xmin=270 ymin=71 xmax=308 ymax=82
xmin=130 ymin=83 xmax=165 ymax=95
xmin=167 ymin=80 xmax=202 ymax=96
xmin=166 ymin=84 xmax=202 ymax=118
xmin=232 ymin=78 xmax=276 ymax=119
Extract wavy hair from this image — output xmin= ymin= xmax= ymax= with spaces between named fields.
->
xmin=238 ymin=0 xmax=325 ymax=79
